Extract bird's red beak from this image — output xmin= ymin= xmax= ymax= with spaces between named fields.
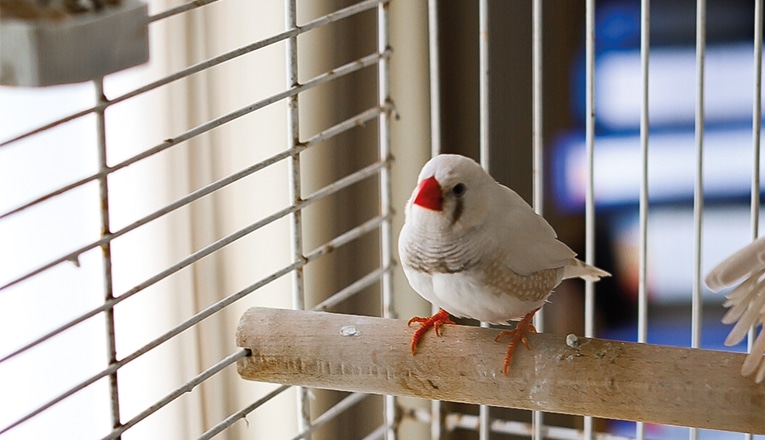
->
xmin=413 ymin=176 xmax=443 ymax=211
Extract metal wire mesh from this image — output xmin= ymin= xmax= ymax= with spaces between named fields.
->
xmin=1 ymin=0 xmax=393 ymax=438
xmin=2 ymin=0 xmax=765 ymax=439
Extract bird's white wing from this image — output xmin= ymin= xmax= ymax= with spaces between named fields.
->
xmin=706 ymin=236 xmax=765 ymax=291
xmin=491 ymin=185 xmax=576 ymax=275
xmin=706 ymin=238 xmax=765 ymax=383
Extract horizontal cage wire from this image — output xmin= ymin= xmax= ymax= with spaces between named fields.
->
xmin=3 ymin=0 xmax=765 ymax=440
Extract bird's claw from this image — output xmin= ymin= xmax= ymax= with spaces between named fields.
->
xmin=408 ymin=309 xmax=455 ymax=355
xmin=495 ymin=308 xmax=540 ymax=376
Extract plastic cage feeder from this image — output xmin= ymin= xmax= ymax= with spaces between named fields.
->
xmin=0 ymin=0 xmax=149 ymax=87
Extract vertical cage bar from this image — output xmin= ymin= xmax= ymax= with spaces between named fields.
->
xmin=378 ymin=0 xmax=393 ymax=323
xmin=429 ymin=385 xmax=442 ymax=439
xmin=584 ymin=0 xmax=596 ymax=437
xmin=753 ymin=0 xmax=763 ymax=242
xmin=531 ymin=0 xmax=544 ymax=438
xmin=285 ymin=1 xmax=311 ymax=438
xmin=691 ymin=0 xmax=706 ymax=351
xmin=377 ymin=2 xmax=397 ymax=440
xmin=746 ymin=3 xmax=763 ymax=440
xmin=428 ymin=0 xmax=442 ymax=158
xmin=637 ymin=0 xmax=651 ymax=346
xmin=636 ymin=2 xmax=651 ymax=439
xmin=753 ymin=0 xmax=763 ymax=240
xmin=750 ymin=0 xmax=764 ymax=398
xmin=691 ymin=0 xmax=707 ymax=350
xmin=478 ymin=1 xmax=491 ymax=439
xmin=690 ymin=2 xmax=706 ymax=440
xmin=583 ymin=0 xmax=596 ymax=339
xmin=95 ymin=78 xmax=122 ymax=438
xmin=428 ymin=0 xmax=442 ymax=434
xmin=478 ymin=0 xmax=490 ymax=168
xmin=531 ymin=0 xmax=543 ymax=216
xmin=428 ymin=1 xmax=443 ymax=436
xmin=285 ymin=0 xmax=303 ymax=318
xmin=583 ymin=2 xmax=600 ymax=351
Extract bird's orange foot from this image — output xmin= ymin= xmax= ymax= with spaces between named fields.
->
xmin=494 ymin=308 xmax=540 ymax=376
xmin=407 ymin=308 xmax=455 ymax=355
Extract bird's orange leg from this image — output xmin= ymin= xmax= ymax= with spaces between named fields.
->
xmin=407 ymin=309 xmax=455 ymax=355
xmin=494 ymin=308 xmax=540 ymax=376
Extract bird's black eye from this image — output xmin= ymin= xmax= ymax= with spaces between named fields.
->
xmin=452 ymin=183 xmax=466 ymax=197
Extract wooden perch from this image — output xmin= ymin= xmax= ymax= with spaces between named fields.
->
xmin=236 ymin=307 xmax=765 ymax=434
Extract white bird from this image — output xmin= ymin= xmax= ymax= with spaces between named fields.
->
xmin=398 ymin=154 xmax=610 ymax=375
xmin=705 ymin=236 xmax=765 ymax=383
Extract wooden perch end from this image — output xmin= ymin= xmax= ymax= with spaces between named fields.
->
xmin=236 ymin=307 xmax=765 ymax=434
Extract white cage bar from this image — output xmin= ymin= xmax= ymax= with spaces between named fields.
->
xmin=531 ymin=1 xmax=545 ymax=439
xmin=477 ymin=2 xmax=491 ymax=440
xmin=426 ymin=1 xmax=444 ymax=438
xmin=636 ymin=1 xmax=650 ymax=437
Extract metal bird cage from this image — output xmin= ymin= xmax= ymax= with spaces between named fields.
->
xmin=1 ymin=1 xmax=764 ymax=439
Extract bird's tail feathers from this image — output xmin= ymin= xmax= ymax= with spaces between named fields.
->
xmin=563 ymin=258 xmax=611 ymax=282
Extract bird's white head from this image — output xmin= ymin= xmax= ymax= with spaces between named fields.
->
xmin=406 ymin=154 xmax=492 ymax=230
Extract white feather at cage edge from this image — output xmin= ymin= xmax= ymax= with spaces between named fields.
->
xmin=705 ymin=236 xmax=765 ymax=383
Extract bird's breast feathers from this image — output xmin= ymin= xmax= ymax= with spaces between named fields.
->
xmin=402 ymin=262 xmax=560 ymax=323
xmin=400 ymin=230 xmax=564 ymax=322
